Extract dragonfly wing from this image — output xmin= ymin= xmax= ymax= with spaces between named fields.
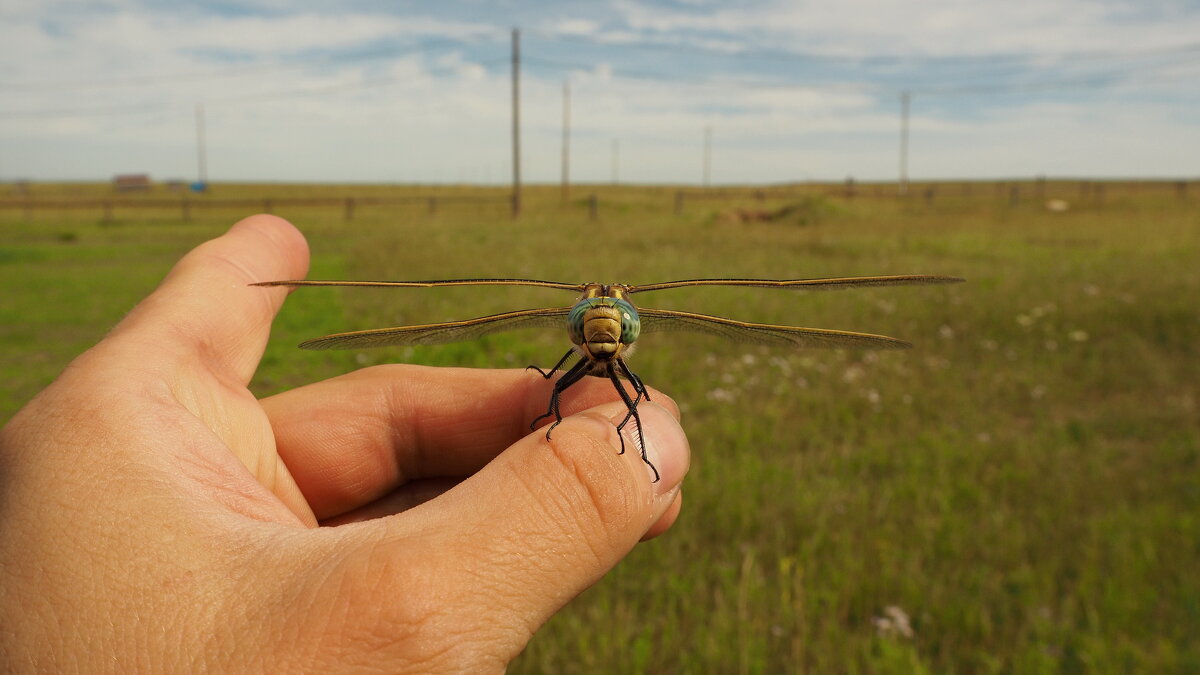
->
xmin=299 ymin=307 xmax=570 ymax=350
xmin=638 ymin=308 xmax=912 ymax=349
xmin=627 ymin=275 xmax=963 ymax=294
xmin=255 ymin=278 xmax=585 ymax=292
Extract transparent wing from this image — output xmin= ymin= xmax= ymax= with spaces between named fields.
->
xmin=638 ymin=308 xmax=911 ymax=349
xmin=298 ymin=307 xmax=570 ymax=350
xmin=254 ymin=278 xmax=585 ymax=292
xmin=627 ymin=275 xmax=963 ymax=294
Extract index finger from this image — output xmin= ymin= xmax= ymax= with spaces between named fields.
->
xmin=260 ymin=364 xmax=678 ymax=520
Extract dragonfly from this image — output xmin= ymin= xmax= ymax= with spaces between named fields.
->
xmin=254 ymin=275 xmax=964 ymax=480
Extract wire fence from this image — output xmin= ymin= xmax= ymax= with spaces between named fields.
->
xmin=0 ymin=179 xmax=1191 ymax=223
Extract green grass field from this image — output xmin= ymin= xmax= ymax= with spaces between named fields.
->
xmin=2 ymin=181 xmax=1197 ymax=672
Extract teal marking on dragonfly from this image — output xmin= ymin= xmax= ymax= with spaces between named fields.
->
xmin=568 ymin=296 xmax=641 ymax=347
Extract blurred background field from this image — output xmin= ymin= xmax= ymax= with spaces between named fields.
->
xmin=1 ymin=181 xmax=1197 ymax=672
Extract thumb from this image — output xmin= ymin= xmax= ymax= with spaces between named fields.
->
xmin=342 ymin=401 xmax=688 ymax=668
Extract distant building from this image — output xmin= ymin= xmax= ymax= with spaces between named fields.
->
xmin=113 ymin=174 xmax=152 ymax=191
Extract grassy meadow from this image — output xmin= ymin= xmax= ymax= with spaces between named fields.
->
xmin=1 ymin=180 xmax=1197 ymax=672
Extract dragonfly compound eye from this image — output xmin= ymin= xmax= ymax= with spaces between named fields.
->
xmin=568 ymin=297 xmax=641 ymax=353
xmin=613 ymin=298 xmax=641 ymax=344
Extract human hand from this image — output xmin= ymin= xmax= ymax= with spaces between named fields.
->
xmin=0 ymin=215 xmax=689 ymax=672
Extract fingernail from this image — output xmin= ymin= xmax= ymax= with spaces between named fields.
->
xmin=616 ymin=402 xmax=689 ymax=495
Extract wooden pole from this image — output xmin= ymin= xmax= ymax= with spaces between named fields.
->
xmin=899 ymin=90 xmax=910 ymax=196
xmin=511 ymin=28 xmax=521 ymax=217
xmin=611 ymin=139 xmax=619 ymax=184
xmin=561 ymin=80 xmax=570 ymax=202
xmin=195 ymin=103 xmax=208 ymax=186
xmin=703 ymin=126 xmax=712 ymax=187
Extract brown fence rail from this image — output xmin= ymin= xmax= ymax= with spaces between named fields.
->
xmin=0 ymin=180 xmax=1191 ymax=223
xmin=0 ymin=195 xmax=517 ymax=222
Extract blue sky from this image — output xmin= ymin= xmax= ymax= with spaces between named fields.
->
xmin=3 ymin=0 xmax=1200 ymax=184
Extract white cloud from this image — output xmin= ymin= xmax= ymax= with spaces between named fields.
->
xmin=1 ymin=1 xmax=1198 ymax=182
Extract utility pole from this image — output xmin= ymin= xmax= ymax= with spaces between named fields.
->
xmin=511 ymin=27 xmax=521 ymax=217
xmin=561 ymin=80 xmax=570 ymax=202
xmin=899 ymin=90 xmax=910 ymax=196
xmin=611 ymin=139 xmax=619 ymax=184
xmin=195 ymin=103 xmax=208 ymax=187
xmin=703 ymin=125 xmax=712 ymax=187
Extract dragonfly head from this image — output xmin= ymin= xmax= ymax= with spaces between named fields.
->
xmin=568 ymin=296 xmax=641 ymax=362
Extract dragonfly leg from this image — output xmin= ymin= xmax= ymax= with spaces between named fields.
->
xmin=619 ymin=357 xmax=657 ymax=398
xmin=530 ymin=357 xmax=591 ymax=437
xmin=618 ymin=359 xmax=651 ymax=403
xmin=608 ymin=360 xmax=658 ymax=483
xmin=526 ymin=348 xmax=576 ymax=379
xmin=611 ymin=360 xmax=647 ymax=448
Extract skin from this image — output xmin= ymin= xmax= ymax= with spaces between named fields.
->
xmin=0 ymin=215 xmax=690 ymax=673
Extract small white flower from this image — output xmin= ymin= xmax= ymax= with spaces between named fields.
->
xmin=872 ymin=605 xmax=915 ymax=639
xmin=707 ymin=388 xmax=736 ymax=402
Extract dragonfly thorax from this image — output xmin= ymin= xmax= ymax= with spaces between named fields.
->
xmin=567 ymin=294 xmax=641 ymax=363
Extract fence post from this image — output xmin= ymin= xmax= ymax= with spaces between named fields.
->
xmin=428 ymin=197 xmax=438 ymax=216
xmin=263 ymin=199 xmax=273 ymax=214
xmin=1176 ymin=180 xmax=1187 ymax=200
xmin=1008 ymin=185 xmax=1019 ymax=206
xmin=588 ymin=193 xmax=598 ymax=221
xmin=674 ymin=190 xmax=684 ymax=215
xmin=344 ymin=197 xmax=355 ymax=221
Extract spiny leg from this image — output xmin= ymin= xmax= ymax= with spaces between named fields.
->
xmin=530 ymin=357 xmax=591 ymax=438
xmin=608 ymin=360 xmax=658 ymax=482
xmin=526 ymin=348 xmax=576 ymax=379
xmin=612 ymin=359 xmax=649 ymax=448
xmin=622 ymin=363 xmax=650 ymax=403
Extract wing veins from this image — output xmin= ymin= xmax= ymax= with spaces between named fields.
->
xmin=298 ymin=307 xmax=570 ymax=350
xmin=638 ymin=308 xmax=911 ymax=349
xmin=254 ymin=278 xmax=585 ymax=292
xmin=628 ymin=275 xmax=963 ymax=294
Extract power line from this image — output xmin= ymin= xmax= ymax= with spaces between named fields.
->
xmin=528 ymin=27 xmax=1200 ymax=69
xmin=4 ymin=33 xmax=1199 ymax=120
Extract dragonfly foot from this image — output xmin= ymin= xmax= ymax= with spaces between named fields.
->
xmin=617 ymin=417 xmax=659 ymax=482
xmin=530 ymin=411 xmax=554 ymax=431
xmin=526 ymin=364 xmax=552 ymax=379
